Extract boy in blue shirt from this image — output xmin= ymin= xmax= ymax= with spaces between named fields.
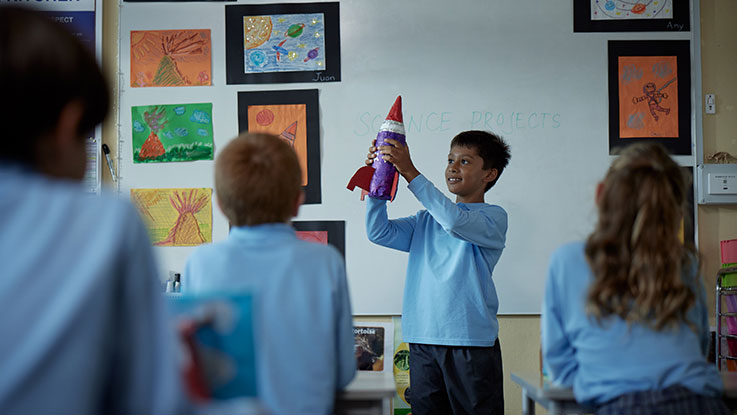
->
xmin=182 ymin=133 xmax=356 ymax=414
xmin=0 ymin=6 xmax=188 ymax=414
xmin=365 ymin=130 xmax=511 ymax=414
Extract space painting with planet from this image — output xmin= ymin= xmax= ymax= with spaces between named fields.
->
xmin=225 ymin=3 xmax=341 ymax=84
xmin=243 ymin=13 xmax=326 ymax=73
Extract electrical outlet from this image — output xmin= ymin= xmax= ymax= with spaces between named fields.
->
xmin=708 ymin=173 xmax=737 ymax=195
xmin=706 ymin=94 xmax=716 ymax=114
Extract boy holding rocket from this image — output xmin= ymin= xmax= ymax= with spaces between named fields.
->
xmin=362 ymin=98 xmax=511 ymax=414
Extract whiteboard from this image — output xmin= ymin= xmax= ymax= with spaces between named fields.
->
xmin=118 ymin=0 xmax=696 ymax=314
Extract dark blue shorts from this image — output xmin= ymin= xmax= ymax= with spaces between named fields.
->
xmin=596 ymin=385 xmax=730 ymax=415
xmin=408 ymin=340 xmax=503 ymax=415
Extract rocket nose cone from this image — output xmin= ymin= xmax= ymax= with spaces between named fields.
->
xmin=386 ymin=96 xmax=403 ymax=123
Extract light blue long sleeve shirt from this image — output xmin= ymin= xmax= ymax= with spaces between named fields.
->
xmin=542 ymin=241 xmax=723 ymax=406
xmin=182 ymin=223 xmax=356 ymax=415
xmin=366 ymin=174 xmax=507 ymax=346
xmin=0 ymin=165 xmax=188 ymax=415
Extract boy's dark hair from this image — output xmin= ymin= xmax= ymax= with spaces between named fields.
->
xmin=0 ymin=6 xmax=109 ymax=164
xmin=451 ymin=130 xmax=510 ymax=191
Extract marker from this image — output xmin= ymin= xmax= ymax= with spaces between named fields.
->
xmin=101 ymin=144 xmax=117 ymax=182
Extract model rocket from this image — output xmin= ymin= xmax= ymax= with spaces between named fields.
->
xmin=347 ymin=96 xmax=405 ymax=201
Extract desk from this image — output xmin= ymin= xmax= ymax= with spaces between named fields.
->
xmin=335 ymin=371 xmax=396 ymax=415
xmin=511 ymin=371 xmax=737 ymax=415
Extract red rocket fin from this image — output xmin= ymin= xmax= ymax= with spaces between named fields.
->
xmin=347 ymin=165 xmax=375 ymax=193
xmin=389 ymin=172 xmax=399 ymax=202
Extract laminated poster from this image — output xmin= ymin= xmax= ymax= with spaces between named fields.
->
xmin=131 ymin=103 xmax=214 ymax=164
xmin=131 ymin=29 xmax=212 ymax=88
xmin=353 ymin=322 xmax=393 ymax=373
xmin=392 ymin=316 xmax=411 ymax=415
xmin=131 ymin=188 xmax=212 ymax=246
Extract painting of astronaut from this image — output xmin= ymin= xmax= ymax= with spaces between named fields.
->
xmin=607 ymin=40 xmax=691 ymax=155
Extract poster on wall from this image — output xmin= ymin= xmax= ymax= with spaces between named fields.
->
xmin=131 ymin=188 xmax=213 ymax=246
xmin=131 ymin=103 xmax=214 ymax=163
xmin=225 ymin=2 xmax=341 ymax=84
xmin=607 ymin=40 xmax=691 ymax=155
xmin=237 ymin=89 xmax=321 ymax=204
xmin=573 ymin=0 xmax=690 ymax=32
xmin=353 ymin=322 xmax=394 ymax=373
xmin=28 ymin=0 xmax=102 ymax=193
xmin=130 ymin=29 xmax=212 ymax=88
xmin=292 ymin=220 xmax=345 ymax=257
xmin=392 ymin=317 xmax=411 ymax=415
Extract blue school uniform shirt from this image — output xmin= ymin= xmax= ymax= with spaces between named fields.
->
xmin=542 ymin=241 xmax=723 ymax=406
xmin=366 ymin=174 xmax=507 ymax=346
xmin=181 ymin=223 xmax=356 ymax=415
xmin=0 ymin=165 xmax=188 ymax=415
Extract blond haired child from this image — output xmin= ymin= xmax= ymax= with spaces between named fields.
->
xmin=182 ymin=133 xmax=356 ymax=414
xmin=542 ymin=142 xmax=728 ymax=414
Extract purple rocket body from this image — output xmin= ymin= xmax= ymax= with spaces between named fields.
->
xmin=369 ymin=97 xmax=405 ymax=200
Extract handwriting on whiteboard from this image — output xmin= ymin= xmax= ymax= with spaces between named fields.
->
xmin=353 ymin=111 xmax=561 ymax=137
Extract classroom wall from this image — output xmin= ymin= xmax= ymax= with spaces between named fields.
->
xmin=98 ymin=1 xmax=734 ymax=414
xmin=700 ymin=0 xmax=737 ymax=324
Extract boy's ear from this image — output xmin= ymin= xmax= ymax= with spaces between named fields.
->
xmin=484 ymin=168 xmax=499 ymax=184
xmin=595 ymin=182 xmax=605 ymax=206
xmin=37 ymin=100 xmax=86 ymax=179
xmin=292 ymin=190 xmax=305 ymax=218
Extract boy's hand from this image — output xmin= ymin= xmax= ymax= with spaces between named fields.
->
xmin=365 ymin=139 xmax=378 ymax=166
xmin=379 ymin=138 xmax=420 ymax=183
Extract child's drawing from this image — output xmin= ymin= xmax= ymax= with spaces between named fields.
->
xmin=618 ymin=56 xmax=678 ymax=138
xmin=296 ymin=231 xmax=328 ymax=245
xmin=246 ymin=104 xmax=308 ymax=185
xmin=591 ymin=0 xmax=673 ymax=20
xmin=243 ymin=13 xmax=325 ymax=73
xmin=131 ymin=29 xmax=212 ymax=87
xmin=131 ymin=103 xmax=214 ymax=163
xmin=131 ymin=188 xmax=212 ymax=246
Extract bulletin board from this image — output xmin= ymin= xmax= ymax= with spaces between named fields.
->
xmin=117 ymin=0 xmax=700 ymax=315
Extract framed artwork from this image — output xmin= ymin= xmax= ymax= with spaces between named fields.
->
xmin=225 ymin=2 xmax=341 ymax=84
xmin=130 ymin=29 xmax=212 ymax=87
xmin=131 ymin=188 xmax=212 ymax=246
xmin=131 ymin=103 xmax=214 ymax=163
xmin=292 ymin=220 xmax=345 ymax=258
xmin=574 ymin=0 xmax=689 ymax=32
xmin=237 ymin=89 xmax=321 ymax=204
xmin=608 ymin=40 xmax=691 ymax=155
xmin=125 ymin=0 xmax=233 ymax=2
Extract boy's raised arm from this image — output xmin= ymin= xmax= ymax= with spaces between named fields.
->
xmin=365 ymin=198 xmax=416 ymax=252
xmin=408 ymin=175 xmax=506 ymax=249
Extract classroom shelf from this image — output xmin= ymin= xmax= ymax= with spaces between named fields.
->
xmin=716 ymin=267 xmax=737 ymax=371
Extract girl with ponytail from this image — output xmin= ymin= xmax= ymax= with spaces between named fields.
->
xmin=541 ymin=142 xmax=728 ymax=414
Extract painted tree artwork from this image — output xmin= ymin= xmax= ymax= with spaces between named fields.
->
xmin=131 ymin=188 xmax=212 ymax=247
xmin=246 ymin=104 xmax=308 ymax=186
xmin=618 ymin=55 xmax=678 ymax=139
xmin=131 ymin=103 xmax=214 ymax=163
xmin=243 ymin=13 xmax=325 ymax=73
xmin=131 ymin=29 xmax=212 ymax=88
